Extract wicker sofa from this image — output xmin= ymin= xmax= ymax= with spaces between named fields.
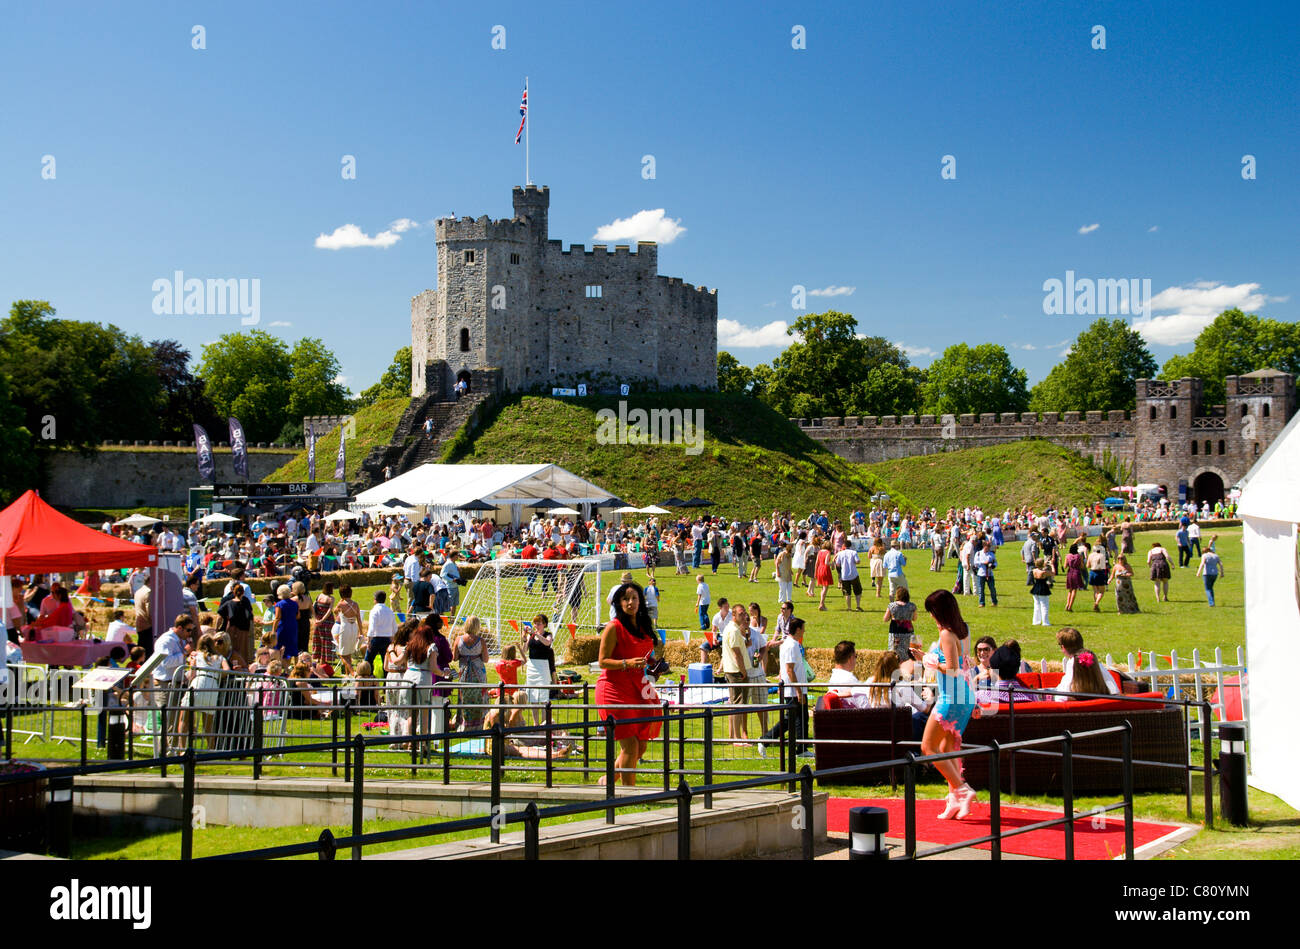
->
xmin=813 ymin=671 xmax=1188 ymax=794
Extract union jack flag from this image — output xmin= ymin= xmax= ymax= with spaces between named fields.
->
xmin=515 ymin=87 xmax=527 ymax=144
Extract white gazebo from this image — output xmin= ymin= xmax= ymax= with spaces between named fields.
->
xmin=1237 ymin=409 xmax=1300 ymax=810
xmin=353 ymin=464 xmax=614 ymax=527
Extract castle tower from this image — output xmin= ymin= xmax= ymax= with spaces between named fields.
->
xmin=411 ymin=185 xmax=717 ymax=398
xmin=1134 ymin=377 xmax=1202 ymax=498
xmin=1226 ymin=369 xmax=1297 ymax=469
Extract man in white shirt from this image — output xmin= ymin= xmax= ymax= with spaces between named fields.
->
xmin=304 ymin=530 xmax=322 ymax=555
xmin=363 ymin=590 xmax=396 ymax=668
xmin=104 ymin=610 xmax=136 ymax=644
xmin=285 ymin=515 xmax=298 ymax=538
xmin=827 ymin=640 xmax=872 ymax=707
xmin=763 ymin=617 xmax=811 ymax=758
xmin=695 ymin=575 xmax=711 ymax=630
xmin=721 ymin=604 xmax=753 ymax=740
xmin=833 ymin=545 xmax=862 ymax=611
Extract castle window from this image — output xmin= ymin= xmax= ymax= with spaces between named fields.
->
xmin=1241 ymin=404 xmax=1248 ymax=417
xmin=1205 ymin=440 xmax=1212 ymax=456
xmin=511 ymin=253 xmax=520 ymax=265
xmin=1263 ymin=403 xmax=1270 ymax=417
xmin=459 ymin=328 xmax=470 ymax=352
xmin=464 ymin=250 xmax=475 ymax=264
xmin=1255 ymin=442 xmax=1260 ymax=455
xmin=585 ymin=285 xmax=603 ymax=299
xmin=1191 ymin=441 xmax=1198 ymax=455
xmin=1160 ymin=444 xmax=1166 ymax=456
xmin=1218 ymin=440 xmax=1225 ymax=455
xmin=1149 ymin=406 xmax=1157 ymax=420
xmin=1170 ymin=405 xmax=1177 ymax=420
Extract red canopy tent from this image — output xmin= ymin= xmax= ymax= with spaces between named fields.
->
xmin=0 ymin=490 xmax=157 ymax=574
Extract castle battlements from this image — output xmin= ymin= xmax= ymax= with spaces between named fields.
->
xmin=412 ymin=185 xmax=717 ymax=397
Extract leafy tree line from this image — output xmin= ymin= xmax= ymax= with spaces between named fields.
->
xmin=720 ymin=309 xmax=1300 ymax=420
xmin=0 ymin=300 xmax=412 ymax=502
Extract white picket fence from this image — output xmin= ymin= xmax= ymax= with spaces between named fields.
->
xmin=1105 ymin=646 xmax=1248 ymax=743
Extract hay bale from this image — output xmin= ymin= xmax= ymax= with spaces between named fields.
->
xmin=566 ymin=635 xmax=602 ymax=665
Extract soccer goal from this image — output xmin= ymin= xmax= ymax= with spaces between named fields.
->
xmin=454 ymin=557 xmax=602 ymax=659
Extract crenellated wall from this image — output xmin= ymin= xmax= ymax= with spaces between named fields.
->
xmin=793 ymin=410 xmax=1134 ymax=466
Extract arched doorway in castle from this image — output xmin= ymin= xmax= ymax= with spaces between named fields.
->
xmin=457 ymin=370 xmax=472 ymax=393
xmin=1191 ymin=470 xmax=1225 ymax=507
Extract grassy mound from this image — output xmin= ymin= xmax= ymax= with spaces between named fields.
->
xmin=861 ymin=439 xmax=1116 ymax=513
xmin=445 ymin=392 xmax=909 ymax=514
xmin=266 ymin=397 xmax=410 ymax=483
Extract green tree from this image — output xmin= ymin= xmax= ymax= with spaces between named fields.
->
xmin=762 ymin=312 xmax=917 ymax=418
xmin=1030 ymin=319 xmax=1157 ymax=413
xmin=848 ymin=362 xmax=924 ymax=417
xmin=198 ymin=331 xmax=351 ymax=443
xmin=356 ymin=345 xmax=412 ymax=407
xmin=921 ymin=343 xmax=1029 ymax=416
xmin=0 ymin=300 xmax=161 ymax=448
xmin=1159 ymin=309 xmax=1300 ymax=405
xmin=286 ymin=337 xmax=350 ymax=422
xmin=716 ymin=351 xmax=754 ymax=395
xmin=149 ymin=339 xmax=222 ymax=440
xmin=0 ymin=370 xmax=36 ymax=503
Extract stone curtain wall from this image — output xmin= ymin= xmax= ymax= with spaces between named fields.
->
xmin=795 ymin=411 xmax=1135 ymax=467
xmin=45 ymin=448 xmax=298 ymax=508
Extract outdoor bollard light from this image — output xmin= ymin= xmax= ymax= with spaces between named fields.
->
xmin=1216 ymin=724 xmax=1248 ymax=827
xmin=107 ymin=708 xmax=127 ymax=760
xmin=47 ymin=774 xmax=74 ymax=858
xmin=849 ymin=805 xmax=889 ymax=861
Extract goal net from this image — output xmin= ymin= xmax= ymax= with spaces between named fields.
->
xmin=455 ymin=557 xmax=602 ymax=659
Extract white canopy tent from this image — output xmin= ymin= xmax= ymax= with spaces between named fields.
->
xmin=354 ymin=464 xmax=615 ymax=527
xmin=1237 ymin=409 xmax=1300 ymax=811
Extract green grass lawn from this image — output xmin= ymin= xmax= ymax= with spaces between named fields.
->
xmin=327 ymin=526 xmax=1244 ymax=666
xmin=266 ymin=397 xmax=410 ymax=483
xmin=862 ymin=440 xmax=1119 ymax=514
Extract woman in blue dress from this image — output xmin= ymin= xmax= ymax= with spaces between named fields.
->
xmin=920 ymin=589 xmax=979 ymax=820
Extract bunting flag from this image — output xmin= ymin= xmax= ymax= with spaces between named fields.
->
xmin=334 ymin=421 xmax=347 ymax=480
xmin=193 ymin=424 xmax=215 ymax=481
xmin=307 ymin=422 xmax=316 ymax=481
xmin=228 ymin=417 xmax=248 ymax=479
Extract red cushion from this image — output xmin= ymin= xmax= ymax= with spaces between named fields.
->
xmin=992 ymin=691 xmax=1166 ymax=714
xmin=822 ymin=692 xmax=843 ymax=711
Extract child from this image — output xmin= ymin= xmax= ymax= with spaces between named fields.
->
xmin=127 ymin=646 xmax=146 ymax=672
xmin=259 ymin=630 xmax=281 ymax=663
xmin=643 ymin=578 xmax=660 ymax=625
xmin=389 ymin=573 xmax=405 ymax=614
xmin=493 ymin=643 xmax=523 ymax=696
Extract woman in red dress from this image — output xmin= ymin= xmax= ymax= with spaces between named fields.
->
xmin=813 ymin=542 xmax=834 ymax=612
xmin=595 ymin=582 xmax=663 ymax=786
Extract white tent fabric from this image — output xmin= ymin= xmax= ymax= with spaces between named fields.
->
xmin=354 ymin=464 xmax=614 ymax=527
xmin=1237 ymin=410 xmax=1300 ymax=811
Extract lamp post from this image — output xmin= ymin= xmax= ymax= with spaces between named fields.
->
xmin=47 ymin=774 xmax=74 ymax=857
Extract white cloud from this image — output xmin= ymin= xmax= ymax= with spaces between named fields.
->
xmin=1012 ymin=343 xmax=1037 ymax=351
xmin=267 ymin=320 xmax=292 ymax=327
xmin=895 ymin=342 xmax=937 ymax=360
xmin=762 ymin=300 xmax=778 ymax=308
xmin=314 ymin=216 xmax=420 ymax=250
xmin=1078 ymin=223 xmax=1100 ymax=235
xmin=1148 ymin=225 xmax=1159 ymax=232
xmin=808 ymin=285 xmax=856 ymax=297
xmin=592 ymin=209 xmax=685 ymax=244
xmin=1133 ymin=281 xmax=1269 ymax=346
xmin=717 ymin=318 xmax=792 ymax=348
xmin=333 ymin=374 xmax=349 ymax=386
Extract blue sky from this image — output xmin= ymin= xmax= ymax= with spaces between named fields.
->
xmin=3 ymin=0 xmax=1296 ymax=392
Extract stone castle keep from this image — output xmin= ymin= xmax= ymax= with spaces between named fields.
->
xmin=411 ymin=185 xmax=718 ymax=398
xmin=796 ymin=369 xmax=1296 ymax=505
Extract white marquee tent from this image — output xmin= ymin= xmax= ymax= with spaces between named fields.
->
xmin=1238 ymin=409 xmax=1300 ymax=811
xmin=354 ymin=464 xmax=614 ymax=527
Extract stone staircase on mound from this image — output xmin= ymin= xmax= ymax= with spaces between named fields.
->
xmin=356 ymin=368 xmax=502 ymax=492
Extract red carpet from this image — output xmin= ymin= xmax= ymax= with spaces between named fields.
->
xmin=827 ymin=797 xmax=1183 ymax=860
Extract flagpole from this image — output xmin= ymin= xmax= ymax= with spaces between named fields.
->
xmin=525 ymin=76 xmax=531 ymax=185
